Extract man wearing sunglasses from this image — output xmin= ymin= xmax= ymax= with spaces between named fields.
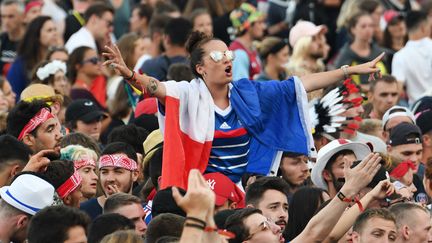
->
xmin=65 ymin=3 xmax=114 ymax=53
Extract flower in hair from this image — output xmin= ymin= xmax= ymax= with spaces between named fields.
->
xmin=36 ymin=60 xmax=67 ymax=81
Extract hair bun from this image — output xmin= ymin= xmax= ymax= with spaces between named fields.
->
xmin=185 ymin=31 xmax=209 ymax=55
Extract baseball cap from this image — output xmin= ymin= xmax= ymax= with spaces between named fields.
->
xmin=412 ymin=96 xmax=432 ymax=115
xmin=382 ymin=105 xmax=415 ymax=129
xmin=65 ymin=99 xmax=106 ymax=123
xmin=383 ymin=10 xmax=404 ymax=25
xmin=311 ymin=139 xmax=371 ymax=190
xmin=289 ymin=20 xmax=328 ymax=47
xmin=20 ymin=84 xmax=63 ymax=105
xmin=0 ymin=174 xmax=54 ymax=215
xmin=416 ymin=110 xmax=432 ymax=134
xmin=203 ymin=172 xmax=245 ymax=208
xmin=389 ymin=122 xmax=422 ymax=146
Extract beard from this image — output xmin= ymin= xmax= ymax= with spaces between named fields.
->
xmin=330 ymin=172 xmax=345 ymax=192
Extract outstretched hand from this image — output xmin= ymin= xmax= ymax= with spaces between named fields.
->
xmin=350 ymin=52 xmax=385 ymax=75
xmin=102 ymin=41 xmax=131 ymax=78
xmin=172 ymin=169 xmax=215 ymax=219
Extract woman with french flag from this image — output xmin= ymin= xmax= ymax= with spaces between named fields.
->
xmin=103 ymin=31 xmax=384 ymax=190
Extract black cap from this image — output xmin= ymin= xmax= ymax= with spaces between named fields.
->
xmin=65 ymin=99 xmax=106 ymax=123
xmin=412 ymin=96 xmax=432 ymax=115
xmin=152 ymin=187 xmax=186 ymax=218
xmin=389 ymin=122 xmax=422 ymax=146
xmin=416 ymin=110 xmax=432 ymax=135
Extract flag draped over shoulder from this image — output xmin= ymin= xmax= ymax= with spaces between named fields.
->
xmin=158 ymin=77 xmax=313 ymax=189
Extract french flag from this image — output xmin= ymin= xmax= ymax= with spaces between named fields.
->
xmin=157 ymin=77 xmax=314 ymax=189
xmin=158 ymin=79 xmax=215 ymax=189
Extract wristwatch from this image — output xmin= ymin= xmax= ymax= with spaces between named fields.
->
xmin=340 ymin=65 xmax=350 ymax=79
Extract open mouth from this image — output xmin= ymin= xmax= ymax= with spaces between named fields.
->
xmin=225 ymin=65 xmax=232 ymax=74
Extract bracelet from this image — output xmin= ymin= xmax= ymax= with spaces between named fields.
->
xmin=340 ymin=65 xmax=350 ymax=80
xmin=184 ymin=222 xmax=205 ymax=230
xmin=185 ymin=216 xmax=206 ymax=227
xmin=354 ymin=196 xmax=364 ymax=212
xmin=336 ymin=191 xmax=352 ymax=203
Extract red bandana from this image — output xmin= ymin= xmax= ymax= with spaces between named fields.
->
xmin=74 ymin=156 xmax=97 ymax=170
xmin=57 ymin=170 xmax=82 ymax=199
xmin=17 ymin=108 xmax=54 ymax=141
xmin=98 ymin=154 xmax=138 ymax=171
xmin=390 ymin=160 xmax=416 ymax=179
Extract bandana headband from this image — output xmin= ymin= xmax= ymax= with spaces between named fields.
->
xmin=57 ymin=170 xmax=82 ymax=199
xmin=74 ymin=157 xmax=97 ymax=170
xmin=36 ymin=60 xmax=67 ymax=81
xmin=17 ymin=108 xmax=54 ymax=140
xmin=98 ymin=154 xmax=138 ymax=171
xmin=390 ymin=160 xmax=416 ymax=179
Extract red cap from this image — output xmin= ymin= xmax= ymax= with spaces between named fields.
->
xmin=384 ymin=10 xmax=403 ymax=24
xmin=25 ymin=0 xmax=43 ymax=14
xmin=204 ymin=173 xmax=245 ymax=208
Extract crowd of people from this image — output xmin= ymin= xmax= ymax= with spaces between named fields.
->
xmin=1 ymin=0 xmax=432 ymax=242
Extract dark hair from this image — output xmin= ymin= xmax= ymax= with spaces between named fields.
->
xmin=152 ymin=187 xmax=186 ymax=218
xmin=0 ymin=134 xmax=32 ymax=168
xmin=145 ymin=213 xmax=185 ymax=243
xmin=107 ymin=124 xmax=149 ymax=154
xmin=103 ymin=192 xmax=142 ymax=214
xmin=353 ymin=208 xmax=396 ymax=234
xmin=154 ymin=1 xmax=179 ymax=16
xmin=369 ymin=74 xmax=398 ymax=92
xmin=389 ymin=202 xmax=428 ymax=227
xmin=189 ymin=8 xmax=210 ymax=26
xmin=27 ymin=205 xmax=90 ymax=243
xmin=225 ymin=208 xmax=263 ymax=243
xmin=324 ymin=149 xmax=355 ymax=171
xmin=164 ymin=17 xmax=192 ymax=47
xmin=60 ymin=132 xmax=101 ymax=156
xmin=84 ymin=3 xmax=114 ymax=23
xmin=102 ymin=142 xmax=138 ymax=162
xmin=347 ymin=11 xmax=371 ymax=37
xmin=149 ymin=146 xmax=163 ymax=189
xmin=42 ymin=160 xmax=75 ymax=190
xmin=185 ymin=31 xmax=218 ymax=78
xmin=155 ymin=236 xmax=180 ymax=243
xmin=6 ymin=100 xmax=50 ymax=138
xmin=17 ymin=16 xmax=53 ymax=80
xmin=88 ymin=213 xmax=135 ymax=243
xmin=149 ymin=15 xmax=171 ymax=38
xmin=245 ymin=177 xmax=289 ymax=207
xmin=405 ymin=10 xmax=428 ymax=32
xmin=358 ymin=0 xmax=381 ymax=14
xmin=46 ymin=46 xmax=68 ymax=61
xmin=167 ymin=63 xmax=194 ymax=81
xmin=284 ymin=187 xmax=328 ymax=241
xmin=383 ymin=18 xmax=408 ymax=50
xmin=67 ymin=46 xmax=93 ymax=82
xmin=134 ymin=3 xmax=153 ymax=22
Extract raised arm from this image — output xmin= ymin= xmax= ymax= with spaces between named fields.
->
xmin=102 ymin=43 xmax=166 ymax=102
xmin=300 ymin=53 xmax=385 ymax=92
xmin=292 ymin=153 xmax=382 ymax=243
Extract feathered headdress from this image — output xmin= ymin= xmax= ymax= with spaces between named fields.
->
xmin=309 ymin=79 xmax=363 ymax=136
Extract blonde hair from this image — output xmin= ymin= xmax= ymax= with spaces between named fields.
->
xmin=287 ymin=36 xmax=324 ymax=76
xmin=336 ymin=0 xmax=362 ymax=30
xmin=60 ymin=144 xmax=99 ymax=163
xmin=100 ymin=230 xmax=143 ymax=243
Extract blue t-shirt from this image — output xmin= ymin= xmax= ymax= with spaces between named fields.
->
xmin=205 ymin=104 xmax=251 ymax=183
xmin=140 ymin=55 xmax=189 ymax=81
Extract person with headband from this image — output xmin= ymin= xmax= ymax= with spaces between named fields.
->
xmin=255 ymin=37 xmax=289 ymax=81
xmin=103 ymin=29 xmax=384 ymax=190
xmin=60 ymin=144 xmax=99 ymax=202
xmin=80 ymin=142 xmax=139 ymax=220
xmin=32 ymin=59 xmax=69 ymax=96
xmin=6 ymin=100 xmax=63 ymax=154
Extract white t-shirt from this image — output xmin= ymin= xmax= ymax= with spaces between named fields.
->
xmin=392 ymin=38 xmax=432 ymax=103
xmin=65 ymin=27 xmax=97 ymax=53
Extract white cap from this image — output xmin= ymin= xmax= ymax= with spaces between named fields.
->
xmin=289 ymin=20 xmax=327 ymax=47
xmin=311 ymin=139 xmax=371 ymax=190
xmin=382 ymin=105 xmax=415 ymax=129
xmin=0 ymin=174 xmax=54 ymax=215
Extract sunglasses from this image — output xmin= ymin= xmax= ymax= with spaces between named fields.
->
xmin=244 ymin=219 xmax=274 ymax=241
xmin=81 ymin=57 xmax=100 ymax=65
xmin=209 ymin=50 xmax=235 ymax=62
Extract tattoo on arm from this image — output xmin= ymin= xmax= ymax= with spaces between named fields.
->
xmin=146 ymin=78 xmax=159 ymax=96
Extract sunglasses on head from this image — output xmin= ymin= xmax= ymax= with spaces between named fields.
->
xmin=209 ymin=50 xmax=235 ymax=62
xmin=81 ymin=57 xmax=100 ymax=65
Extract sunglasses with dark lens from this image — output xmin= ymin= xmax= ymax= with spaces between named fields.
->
xmin=81 ymin=57 xmax=100 ymax=65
